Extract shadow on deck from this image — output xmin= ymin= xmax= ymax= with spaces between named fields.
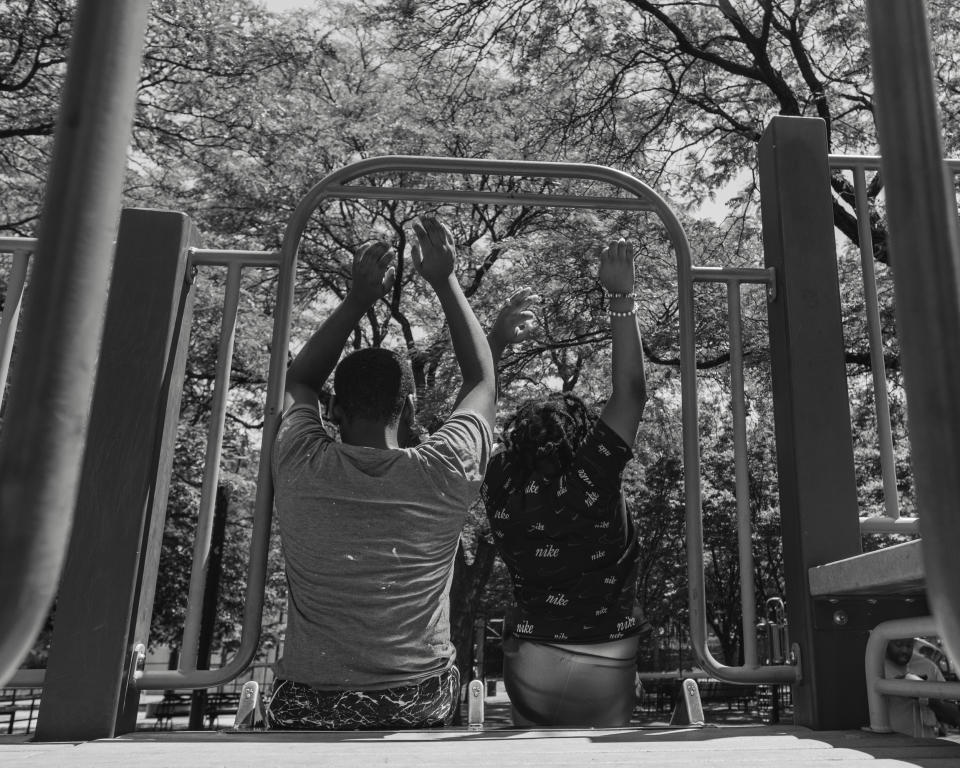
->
xmin=4 ymin=724 xmax=960 ymax=767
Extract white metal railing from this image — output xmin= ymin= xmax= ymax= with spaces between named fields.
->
xmin=177 ymin=249 xmax=280 ymax=674
xmin=688 ymin=266 xmax=777 ymax=672
xmin=828 ymin=155 xmax=960 ymax=536
xmin=0 ymin=238 xmax=36 ymax=410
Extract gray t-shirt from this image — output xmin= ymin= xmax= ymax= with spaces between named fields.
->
xmin=272 ymin=404 xmax=492 ymax=690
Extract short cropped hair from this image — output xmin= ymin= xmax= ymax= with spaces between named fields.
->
xmin=333 ymin=347 xmax=415 ymax=425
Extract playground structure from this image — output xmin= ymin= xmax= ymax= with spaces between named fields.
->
xmin=1 ymin=0 xmax=960 ymax=750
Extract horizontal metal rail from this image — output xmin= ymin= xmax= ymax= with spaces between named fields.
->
xmin=0 ymin=237 xmax=38 ymax=253
xmin=188 ymin=248 xmax=281 ymax=268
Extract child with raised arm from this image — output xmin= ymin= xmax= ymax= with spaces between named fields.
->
xmin=268 ymin=216 xmax=495 ymax=729
xmin=482 ymin=237 xmax=648 ymax=727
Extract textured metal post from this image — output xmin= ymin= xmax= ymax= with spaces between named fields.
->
xmin=865 ymin=0 xmax=960 ymax=665
xmin=0 ymin=0 xmax=152 ymax=688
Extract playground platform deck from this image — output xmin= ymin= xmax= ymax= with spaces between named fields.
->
xmin=3 ymin=724 xmax=960 ymax=768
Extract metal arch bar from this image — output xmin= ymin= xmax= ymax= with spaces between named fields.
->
xmin=138 ymin=155 xmax=678 ymax=690
xmin=323 ymin=185 xmax=657 ymax=211
xmin=136 ymin=154 xmax=795 ymax=688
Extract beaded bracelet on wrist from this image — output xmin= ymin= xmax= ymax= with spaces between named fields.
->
xmin=606 ymin=291 xmax=636 ymax=299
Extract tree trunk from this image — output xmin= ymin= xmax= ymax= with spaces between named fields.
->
xmin=447 ymin=536 xmax=498 ymax=724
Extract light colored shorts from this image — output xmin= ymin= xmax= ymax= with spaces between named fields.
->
xmin=503 ymin=635 xmax=639 ymax=727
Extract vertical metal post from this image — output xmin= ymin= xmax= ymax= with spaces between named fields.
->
xmin=727 ymin=280 xmax=758 ymax=668
xmin=852 ymin=166 xmax=900 ymax=520
xmin=0 ymin=0 xmax=153 ymax=688
xmin=181 ymin=264 xmax=243 ymax=671
xmin=865 ymin=0 xmax=960 ymax=665
xmin=759 ymin=116 xmax=867 ymax=728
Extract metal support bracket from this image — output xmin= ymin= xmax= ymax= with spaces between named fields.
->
xmin=231 ymin=680 xmax=267 ymax=731
xmin=790 ymin=642 xmax=803 ymax=683
xmin=128 ymin=643 xmax=146 ymax=687
xmin=669 ymin=678 xmax=705 ymax=726
xmin=814 ymin=596 xmax=929 ymax=632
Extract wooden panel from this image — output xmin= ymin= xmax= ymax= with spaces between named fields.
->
xmin=758 ymin=116 xmax=868 ymax=729
xmin=35 ymin=210 xmax=198 ymax=741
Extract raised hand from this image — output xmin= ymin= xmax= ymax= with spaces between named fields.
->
xmin=490 ymin=287 xmax=539 ymax=348
xmin=411 ymin=215 xmax=458 ymax=288
xmin=349 ymin=240 xmax=396 ymax=306
xmin=598 ymin=237 xmax=635 ymax=295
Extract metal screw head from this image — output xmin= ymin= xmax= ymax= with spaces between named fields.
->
xmin=833 ymin=610 xmax=849 ymax=626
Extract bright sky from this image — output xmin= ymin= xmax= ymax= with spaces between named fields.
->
xmin=260 ymin=0 xmax=314 ymax=11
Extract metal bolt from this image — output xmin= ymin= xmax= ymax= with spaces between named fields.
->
xmin=833 ymin=610 xmax=849 ymax=626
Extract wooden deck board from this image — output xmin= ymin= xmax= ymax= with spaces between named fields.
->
xmin=3 ymin=725 xmax=960 ymax=767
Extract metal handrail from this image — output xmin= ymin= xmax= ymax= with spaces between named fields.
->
xmin=827 ymin=153 xmax=932 ymax=537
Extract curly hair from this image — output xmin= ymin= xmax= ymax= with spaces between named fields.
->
xmin=333 ymin=347 xmax=414 ymax=424
xmin=501 ymin=391 xmax=598 ymax=478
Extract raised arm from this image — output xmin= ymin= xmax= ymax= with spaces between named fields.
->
xmin=598 ymin=237 xmax=647 ymax=446
xmin=411 ymin=216 xmax=495 ymax=430
xmin=283 ymin=241 xmax=395 ymax=410
xmin=487 ymin=287 xmax=539 ymax=368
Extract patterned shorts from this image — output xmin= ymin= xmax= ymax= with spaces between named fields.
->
xmin=266 ymin=666 xmax=460 ymax=730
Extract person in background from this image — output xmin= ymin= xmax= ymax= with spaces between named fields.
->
xmin=268 ymin=216 xmax=495 ymax=729
xmin=885 ymin=637 xmax=960 ymax=738
xmin=481 ymin=237 xmax=649 ymax=727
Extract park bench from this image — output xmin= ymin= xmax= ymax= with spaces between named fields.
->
xmin=1 ymin=689 xmax=42 ymax=734
xmin=149 ymin=691 xmax=242 ymax=730
xmin=699 ymin=680 xmax=757 ymax=713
